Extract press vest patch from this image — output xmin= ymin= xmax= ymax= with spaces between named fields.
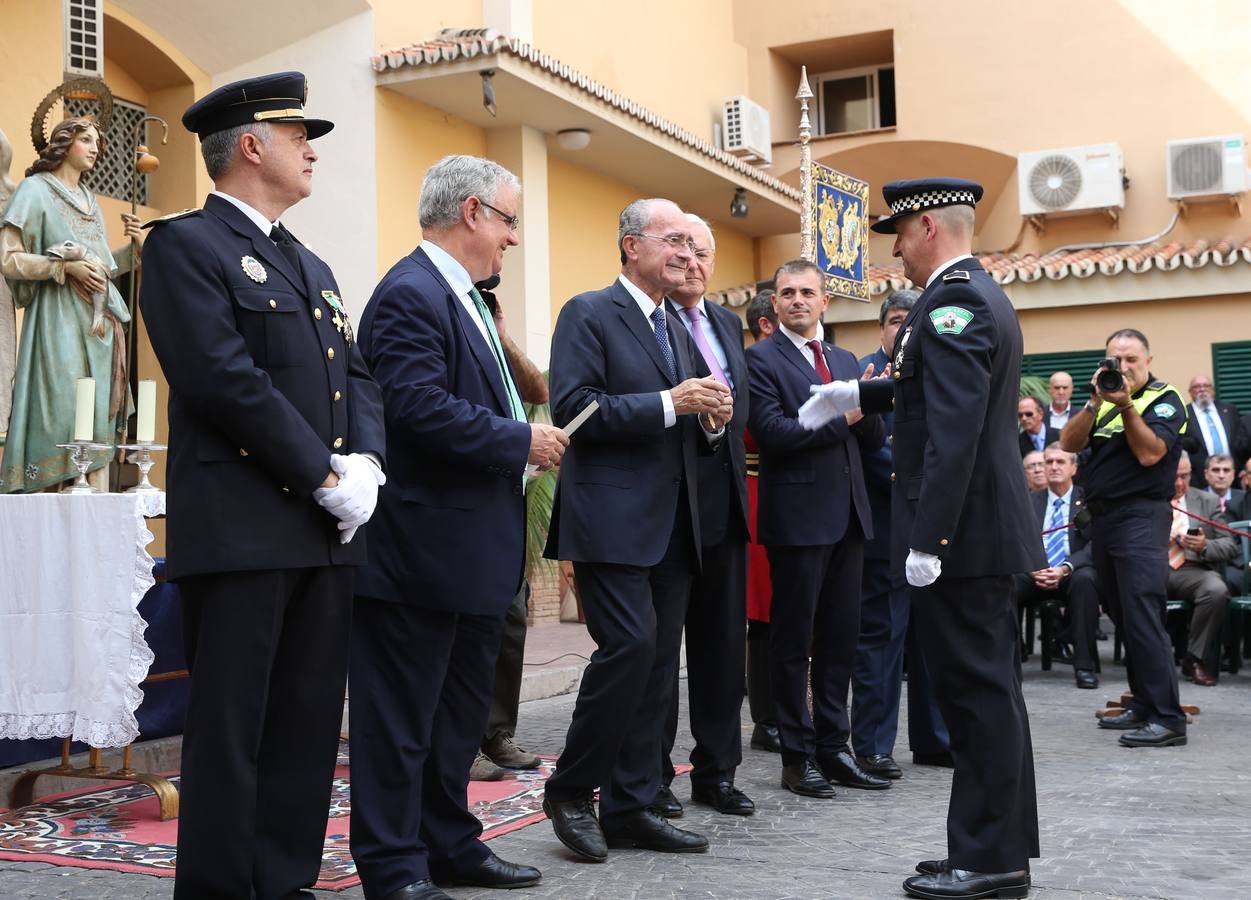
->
xmin=929 ymin=306 xmax=973 ymax=335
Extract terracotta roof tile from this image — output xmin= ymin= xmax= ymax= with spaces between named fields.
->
xmin=372 ymin=29 xmax=800 ymax=203
xmin=706 ymin=236 xmax=1251 ymax=308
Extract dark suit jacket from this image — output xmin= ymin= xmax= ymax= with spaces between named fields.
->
xmin=1018 ymin=424 xmax=1060 ymax=458
xmin=859 ymin=346 xmax=894 ymax=562
xmin=1028 ymin=485 xmax=1092 ymax=572
xmin=1178 ymin=487 xmax=1239 ymax=569
xmin=355 ymin=246 xmax=532 ymax=615
xmin=668 ymin=298 xmax=749 ymax=547
xmin=139 ymin=194 xmax=385 ymax=581
xmin=1183 ymin=400 xmax=1247 ymax=486
xmin=545 ymin=279 xmax=714 ymax=567
xmin=860 ymin=259 xmax=1046 ymax=578
xmin=746 ymin=331 xmax=882 ymax=547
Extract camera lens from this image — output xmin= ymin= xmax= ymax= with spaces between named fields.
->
xmin=1096 ymin=369 xmax=1123 ymax=393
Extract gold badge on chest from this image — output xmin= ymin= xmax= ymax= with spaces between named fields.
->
xmin=321 ymin=290 xmax=353 ymax=345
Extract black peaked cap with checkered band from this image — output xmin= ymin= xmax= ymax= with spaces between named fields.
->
xmin=182 ymin=71 xmax=333 ymax=140
xmin=869 ymin=177 xmax=984 ymax=234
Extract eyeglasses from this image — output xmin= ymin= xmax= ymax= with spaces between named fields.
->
xmin=692 ymin=248 xmax=715 ymax=262
xmin=477 ymin=198 xmax=520 ymax=231
xmin=1018 ymin=411 xmax=1036 ymax=418
xmin=634 ymin=232 xmax=697 ymax=253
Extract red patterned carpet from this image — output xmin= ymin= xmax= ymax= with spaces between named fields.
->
xmin=0 ymin=742 xmax=581 ymax=891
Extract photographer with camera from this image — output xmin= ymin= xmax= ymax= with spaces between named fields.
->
xmin=1060 ymin=329 xmax=1190 ymax=748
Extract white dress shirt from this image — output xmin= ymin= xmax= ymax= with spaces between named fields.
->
xmin=420 ymin=239 xmax=492 ymax=347
xmin=211 ymin=190 xmax=279 ymax=237
xmin=778 ymin=322 xmax=823 ymax=370
xmin=673 ymin=297 xmax=733 ymax=390
xmin=1192 ymin=400 xmax=1231 ymax=456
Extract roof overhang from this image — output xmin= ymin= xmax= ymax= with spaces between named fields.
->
xmin=374 ymin=41 xmax=801 ymax=237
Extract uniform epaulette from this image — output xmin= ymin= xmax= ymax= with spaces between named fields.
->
xmin=142 ymin=208 xmax=200 ymax=229
xmin=1147 ymin=379 xmax=1167 ymax=390
xmin=942 ymin=270 xmax=970 ymax=282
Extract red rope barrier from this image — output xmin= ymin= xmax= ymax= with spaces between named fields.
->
xmin=1038 ymin=503 xmax=1251 ymax=539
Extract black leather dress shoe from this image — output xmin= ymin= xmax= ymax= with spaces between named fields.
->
xmin=601 ymin=807 xmax=709 ymax=853
xmin=439 ymin=851 xmax=541 ymax=889
xmin=858 ymin=753 xmax=903 ymax=779
xmin=817 ymin=750 xmax=891 ymax=790
xmin=652 ymin=783 xmax=684 ymax=818
xmin=903 ymin=867 xmax=1030 ymax=899
xmin=542 ymin=795 xmax=607 ymax=862
xmin=380 ymin=880 xmax=451 ymax=900
xmin=1074 ymin=669 xmax=1098 ymax=689
xmin=915 ymin=859 xmax=948 ymax=876
xmin=912 ymin=750 xmax=954 ymax=768
xmin=1097 ymin=709 xmax=1147 ymax=730
xmin=750 ymin=722 xmax=782 ymax=753
xmin=1118 ymin=722 xmax=1187 ymax=748
xmin=781 ymin=760 xmax=835 ymax=799
xmin=690 ymin=780 xmax=755 ymax=815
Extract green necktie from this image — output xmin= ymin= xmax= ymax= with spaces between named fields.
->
xmin=469 ymin=287 xmax=527 ymax=424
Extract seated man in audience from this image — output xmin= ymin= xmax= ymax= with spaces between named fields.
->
xmin=1168 ymin=452 xmax=1238 ymax=686
xmin=1022 ymin=450 xmax=1047 ymax=491
xmin=1204 ymin=453 xmax=1245 ymax=515
xmin=1018 ymin=396 xmax=1059 ymax=458
xmin=1013 ymin=444 xmax=1101 ymax=688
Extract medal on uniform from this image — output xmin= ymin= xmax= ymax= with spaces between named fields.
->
xmin=321 ymin=290 xmax=353 ymax=344
xmin=241 ymin=255 xmax=268 ymax=283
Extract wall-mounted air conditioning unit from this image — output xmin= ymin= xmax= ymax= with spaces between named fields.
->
xmin=1167 ymin=135 xmax=1247 ymax=200
xmin=722 ymin=96 xmax=772 ymax=166
xmin=1017 ymin=143 xmax=1124 ymax=217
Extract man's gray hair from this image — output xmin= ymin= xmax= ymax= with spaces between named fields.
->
xmin=419 ymin=155 xmax=520 ymax=230
xmin=1206 ymin=452 xmax=1235 ymax=469
xmin=879 ymin=288 xmax=918 ymax=325
xmin=685 ymin=212 xmax=715 ymax=251
xmin=618 ymin=199 xmax=661 ymax=264
xmin=200 ymin=122 xmax=272 ymax=182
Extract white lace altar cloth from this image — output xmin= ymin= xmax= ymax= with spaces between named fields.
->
xmin=0 ymin=492 xmax=164 ymax=747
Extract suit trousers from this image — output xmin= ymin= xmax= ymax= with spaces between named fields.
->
xmin=913 ymin=575 xmax=1039 ymax=873
xmin=174 ymin=567 xmax=352 ymax=900
xmin=546 ymin=502 xmax=695 ymax=821
xmin=349 ymin=598 xmax=504 ymax=896
xmin=1167 ymin=564 xmax=1230 ymax=662
xmin=661 ymin=534 xmax=747 ymax=787
xmin=1090 ymin=499 xmax=1186 ymax=732
xmin=851 ymin=555 xmax=909 ymax=757
xmin=484 ymin=582 xmax=529 ymax=742
xmin=766 ymin=528 xmax=864 ymax=767
xmin=905 ymin=610 xmax=950 ymax=755
xmin=1013 ymin=566 xmax=1101 ymax=671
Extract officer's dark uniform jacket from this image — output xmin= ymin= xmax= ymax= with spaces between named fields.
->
xmin=861 ymin=258 xmax=1044 ymax=577
xmin=139 ymin=194 xmax=386 ymax=580
xmin=1079 ymin=378 xmax=1188 ymax=502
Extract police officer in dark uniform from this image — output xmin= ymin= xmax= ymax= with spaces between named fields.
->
xmin=1060 ymin=329 xmax=1188 ymax=747
xmin=802 ymin=178 xmax=1042 ymax=900
xmin=139 ymin=72 xmax=386 ymax=900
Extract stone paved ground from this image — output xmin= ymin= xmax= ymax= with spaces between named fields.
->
xmin=5 ymin=636 xmax=1251 ymax=899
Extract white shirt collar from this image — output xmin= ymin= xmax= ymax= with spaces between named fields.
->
xmin=618 ymin=273 xmax=667 ymax=321
xmin=421 ymin=239 xmax=474 ymax=298
xmin=925 ymin=253 xmax=976 ymax=288
xmin=211 ymin=190 xmax=277 ymax=237
xmin=1050 ymin=402 xmax=1070 ymax=414
xmin=1047 ymin=486 xmax=1073 ymax=507
xmin=779 ymin=322 xmax=820 ymax=352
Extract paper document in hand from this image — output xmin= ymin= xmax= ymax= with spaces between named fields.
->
xmin=563 ymin=399 xmax=600 ymax=437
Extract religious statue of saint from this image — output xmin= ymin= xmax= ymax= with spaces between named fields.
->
xmin=0 ymin=117 xmax=144 ymax=492
xmin=0 ymin=127 xmax=16 ymax=438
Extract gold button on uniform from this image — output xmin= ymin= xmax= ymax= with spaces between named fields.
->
xmin=327 ymin=347 xmax=335 ymax=359
xmin=894 ymin=370 xmax=901 ymax=380
xmin=940 ymin=539 xmax=949 ymax=546
xmin=239 ymin=448 xmax=249 ymax=457
xmin=314 ymin=308 xmax=322 ymax=320
xmin=333 ymin=390 xmax=342 ymax=401
xmin=890 ymin=472 xmax=896 ymax=482
xmin=268 ymin=298 xmax=277 ymax=309
xmin=333 ymin=437 xmax=343 ymax=448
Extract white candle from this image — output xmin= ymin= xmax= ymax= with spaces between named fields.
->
xmin=136 ymin=380 xmax=156 ymax=443
xmin=73 ymin=377 xmax=95 ymax=441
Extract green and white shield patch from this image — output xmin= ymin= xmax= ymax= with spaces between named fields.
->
xmin=929 ymin=306 xmax=974 ymax=335
xmin=1154 ymin=402 xmax=1177 ymax=418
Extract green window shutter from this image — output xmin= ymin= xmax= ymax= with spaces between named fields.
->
xmin=1021 ymin=349 xmax=1105 ymax=408
xmin=1213 ymin=341 xmax=1251 ymax=411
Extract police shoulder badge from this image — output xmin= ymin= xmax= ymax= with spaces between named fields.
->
xmin=241 ymin=255 xmax=268 ymax=283
xmin=1153 ymin=402 xmax=1177 ymax=419
xmin=929 ymin=306 xmax=973 ymax=335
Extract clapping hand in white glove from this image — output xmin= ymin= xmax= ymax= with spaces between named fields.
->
xmin=905 ymin=549 xmax=942 ymax=587
xmin=313 ymin=453 xmax=387 ymax=544
xmin=797 ymin=379 xmax=861 ymax=430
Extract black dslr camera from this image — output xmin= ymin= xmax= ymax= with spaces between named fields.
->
xmin=1095 ymin=358 xmax=1124 ymax=394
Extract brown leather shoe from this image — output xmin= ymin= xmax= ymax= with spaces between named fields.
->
xmin=1190 ymin=660 xmax=1217 ymax=686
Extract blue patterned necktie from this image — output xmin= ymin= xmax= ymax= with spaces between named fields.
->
xmin=650 ymin=306 xmax=677 ymax=381
xmin=1044 ymin=497 xmax=1069 ymax=568
xmin=1203 ymin=407 xmax=1226 ymax=455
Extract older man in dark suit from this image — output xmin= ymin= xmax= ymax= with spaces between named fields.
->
xmin=542 ymin=198 xmax=732 ymax=862
xmin=1018 ymin=396 xmax=1060 ymax=457
xmin=350 ymin=155 xmax=569 ymax=900
xmin=747 ymin=258 xmax=885 ymax=799
xmin=139 ymin=73 xmax=387 ymax=900
xmin=1183 ymin=374 xmax=1248 ymax=486
xmin=658 ymin=213 xmax=754 ymax=816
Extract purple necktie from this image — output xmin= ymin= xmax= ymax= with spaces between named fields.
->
xmin=683 ymin=307 xmax=730 ymax=389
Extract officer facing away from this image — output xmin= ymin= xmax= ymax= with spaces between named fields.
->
xmin=1060 ymin=328 xmax=1189 ymax=748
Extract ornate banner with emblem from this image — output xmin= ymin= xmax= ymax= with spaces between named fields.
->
xmin=810 ymin=162 xmax=870 ymax=302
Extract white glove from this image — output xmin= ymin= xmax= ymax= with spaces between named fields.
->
xmin=797 ymin=380 xmax=860 ymax=430
xmin=905 ymin=549 xmax=942 ymax=587
xmin=313 ymin=453 xmax=387 ymax=544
